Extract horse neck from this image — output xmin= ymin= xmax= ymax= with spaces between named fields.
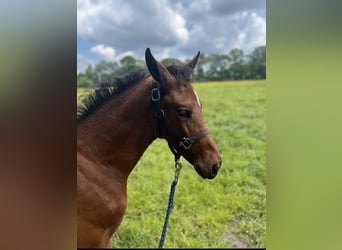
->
xmin=77 ymin=76 xmax=157 ymax=178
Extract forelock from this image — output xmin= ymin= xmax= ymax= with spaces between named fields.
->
xmin=166 ymin=65 xmax=194 ymax=85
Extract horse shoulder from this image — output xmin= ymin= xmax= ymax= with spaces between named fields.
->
xmin=77 ymin=152 xmax=127 ymax=230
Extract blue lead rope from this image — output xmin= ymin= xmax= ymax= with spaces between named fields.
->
xmin=158 ymin=159 xmax=182 ymax=249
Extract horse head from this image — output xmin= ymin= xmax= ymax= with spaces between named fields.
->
xmin=145 ymin=48 xmax=222 ymax=179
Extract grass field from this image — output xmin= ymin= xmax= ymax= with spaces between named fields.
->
xmin=78 ymin=80 xmax=266 ymax=248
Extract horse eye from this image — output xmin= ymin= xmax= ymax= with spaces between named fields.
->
xmin=178 ymin=109 xmax=191 ymax=118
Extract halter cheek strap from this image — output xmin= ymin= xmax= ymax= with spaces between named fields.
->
xmin=151 ymin=80 xmax=209 ymax=160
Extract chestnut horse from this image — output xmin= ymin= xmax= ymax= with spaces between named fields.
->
xmin=77 ymin=48 xmax=222 ymax=248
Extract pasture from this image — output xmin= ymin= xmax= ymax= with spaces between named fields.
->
xmin=77 ymin=79 xmax=266 ymax=248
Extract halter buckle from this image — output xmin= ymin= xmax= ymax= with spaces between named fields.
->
xmin=151 ymin=88 xmax=160 ymax=101
xmin=179 ymin=137 xmax=192 ymax=150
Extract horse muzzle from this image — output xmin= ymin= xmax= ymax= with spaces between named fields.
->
xmin=208 ymin=162 xmax=221 ymax=179
xmin=194 ymin=158 xmax=222 ymax=179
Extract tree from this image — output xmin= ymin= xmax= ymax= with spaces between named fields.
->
xmin=95 ymin=60 xmax=120 ymax=84
xmin=203 ymin=54 xmax=230 ymax=81
xmin=246 ymin=46 xmax=266 ymax=79
xmin=229 ymin=48 xmax=245 ymax=64
xmin=77 ymin=75 xmax=93 ymax=88
xmin=161 ymin=58 xmax=183 ymax=66
xmin=193 ymin=53 xmax=208 ymax=81
xmin=114 ymin=56 xmax=145 ymax=77
xmin=227 ymin=48 xmax=246 ymax=80
xmin=84 ymin=65 xmax=97 ymax=84
xmin=77 ymin=46 xmax=266 ymax=84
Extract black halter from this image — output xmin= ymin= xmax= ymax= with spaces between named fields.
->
xmin=151 ymin=80 xmax=209 ymax=161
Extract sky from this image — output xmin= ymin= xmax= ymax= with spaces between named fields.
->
xmin=77 ymin=0 xmax=266 ymax=73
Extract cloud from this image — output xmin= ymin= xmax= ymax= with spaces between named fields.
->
xmin=77 ymin=0 xmax=266 ymax=63
xmin=176 ymin=0 xmax=266 ymax=56
xmin=209 ymin=0 xmax=266 ymax=16
xmin=177 ymin=10 xmax=265 ymax=57
xmin=116 ymin=51 xmax=134 ymax=61
xmin=90 ymin=44 xmax=115 ymax=60
xmin=77 ymin=0 xmax=189 ymax=56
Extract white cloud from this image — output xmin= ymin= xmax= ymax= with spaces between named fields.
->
xmin=90 ymin=44 xmax=115 ymax=60
xmin=77 ymin=0 xmax=189 ymax=56
xmin=209 ymin=0 xmax=265 ymax=16
xmin=116 ymin=51 xmax=134 ymax=61
xmin=77 ymin=0 xmax=266 ymax=63
xmin=178 ymin=8 xmax=265 ymax=56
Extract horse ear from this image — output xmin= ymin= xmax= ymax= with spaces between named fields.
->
xmin=145 ymin=48 xmax=171 ymax=82
xmin=186 ymin=51 xmax=200 ymax=69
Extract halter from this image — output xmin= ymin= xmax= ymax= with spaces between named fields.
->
xmin=151 ymin=80 xmax=209 ymax=161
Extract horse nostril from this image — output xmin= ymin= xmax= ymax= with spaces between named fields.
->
xmin=211 ymin=163 xmax=221 ymax=177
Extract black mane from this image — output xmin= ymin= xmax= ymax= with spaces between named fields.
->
xmin=77 ymin=64 xmax=194 ymax=122
xmin=77 ymin=69 xmax=150 ymax=122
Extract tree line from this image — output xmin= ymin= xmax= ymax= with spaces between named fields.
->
xmin=77 ymin=46 xmax=265 ymax=88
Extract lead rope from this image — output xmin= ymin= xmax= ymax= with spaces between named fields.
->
xmin=158 ymin=158 xmax=182 ymax=248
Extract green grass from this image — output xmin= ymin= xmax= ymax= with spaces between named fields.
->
xmin=78 ymin=80 xmax=266 ymax=248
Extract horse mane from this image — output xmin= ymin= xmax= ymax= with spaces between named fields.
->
xmin=77 ymin=69 xmax=150 ymax=122
xmin=77 ymin=64 xmax=194 ymax=122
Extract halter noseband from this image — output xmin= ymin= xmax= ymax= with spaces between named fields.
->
xmin=151 ymin=80 xmax=209 ymax=160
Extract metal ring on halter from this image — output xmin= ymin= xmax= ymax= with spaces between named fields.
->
xmin=179 ymin=138 xmax=192 ymax=150
xmin=151 ymin=87 xmax=160 ymax=101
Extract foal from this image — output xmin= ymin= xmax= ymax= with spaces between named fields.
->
xmin=77 ymin=48 xmax=221 ymax=248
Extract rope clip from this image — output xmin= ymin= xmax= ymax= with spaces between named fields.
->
xmin=174 ymin=159 xmax=182 ymax=182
